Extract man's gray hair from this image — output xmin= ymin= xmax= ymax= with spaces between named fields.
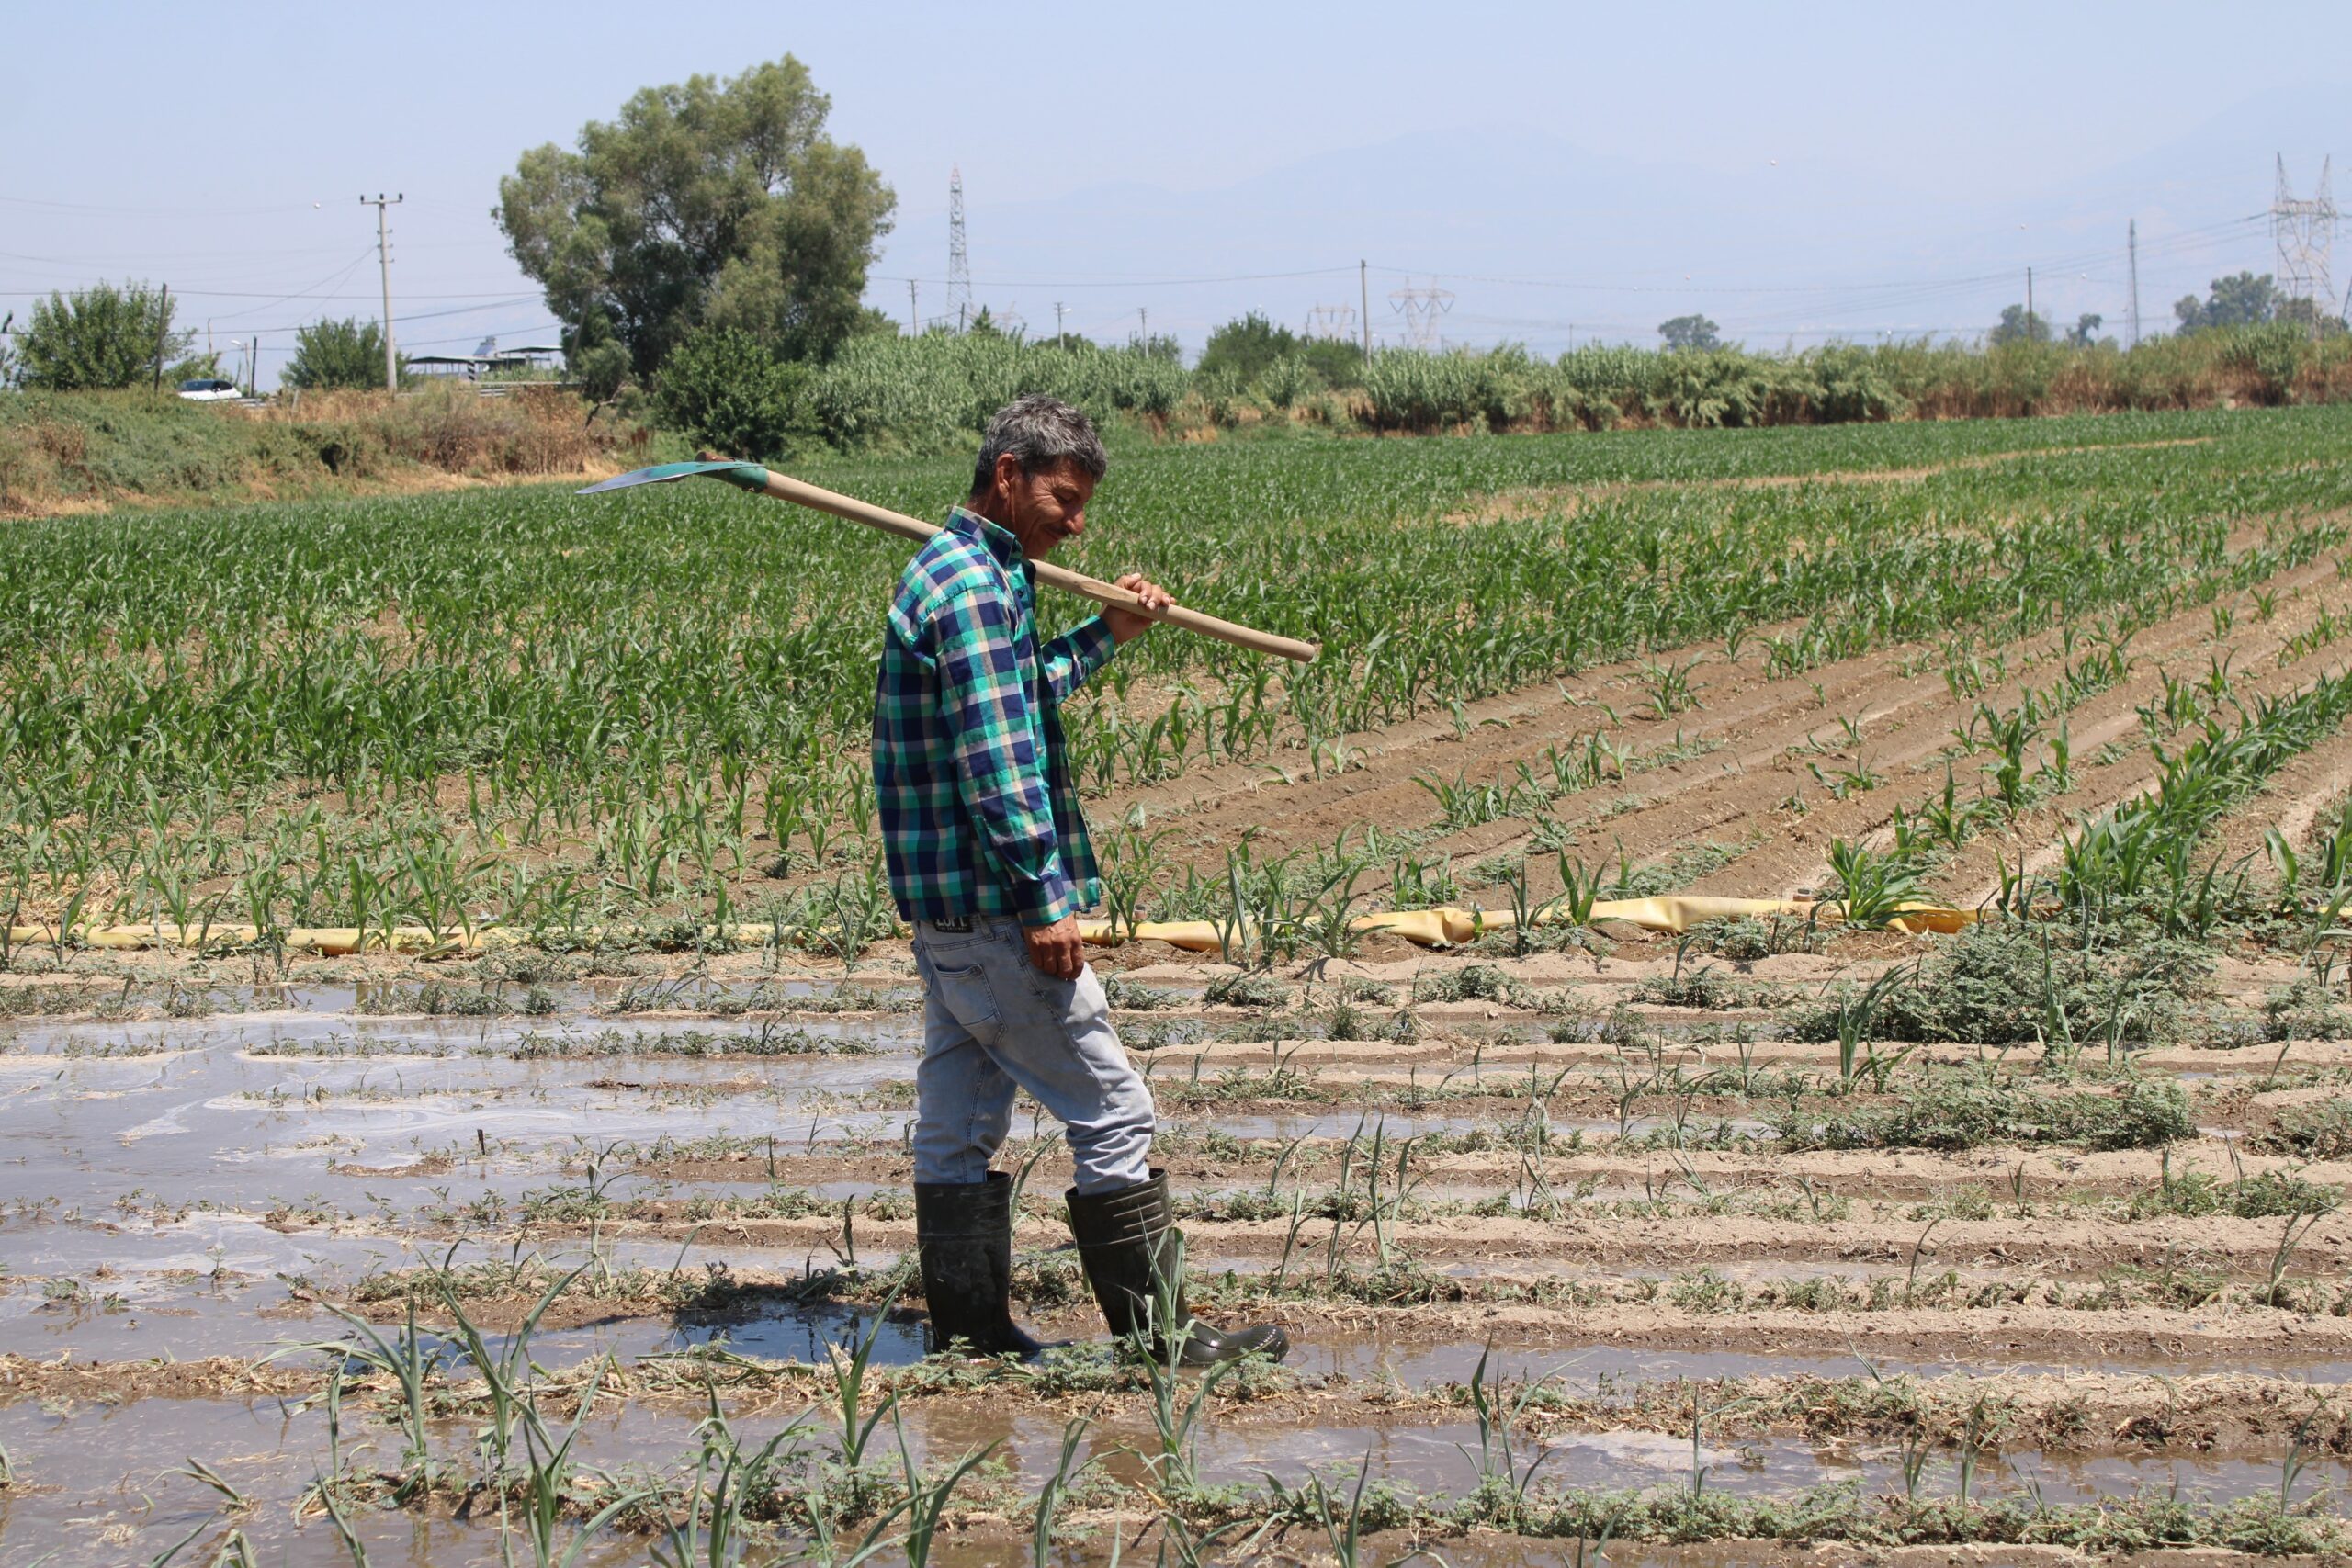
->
xmin=969 ymin=394 xmax=1108 ymax=497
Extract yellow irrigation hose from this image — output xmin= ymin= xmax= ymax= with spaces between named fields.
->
xmin=5 ymin=897 xmax=1974 ymax=956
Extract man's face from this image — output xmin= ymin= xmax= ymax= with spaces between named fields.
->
xmin=993 ymin=457 xmax=1096 ymax=559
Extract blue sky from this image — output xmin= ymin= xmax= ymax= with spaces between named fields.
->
xmin=6 ymin=1 xmax=2348 ymax=380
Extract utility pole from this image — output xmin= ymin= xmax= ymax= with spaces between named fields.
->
xmin=2127 ymin=220 xmax=2141 ymax=349
xmin=1359 ymin=259 xmax=1371 ymax=357
xmin=361 ymin=193 xmax=403 ymax=390
xmin=907 ymin=279 xmax=918 ymax=334
xmin=1055 ymin=300 xmax=1066 ymax=339
xmin=1136 ymin=307 xmax=1147 ymax=343
xmin=2025 ymin=266 xmax=2034 ymax=340
xmin=153 ymin=282 xmax=171 ymax=390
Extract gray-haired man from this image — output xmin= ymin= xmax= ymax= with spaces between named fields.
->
xmin=873 ymin=394 xmax=1288 ymax=1366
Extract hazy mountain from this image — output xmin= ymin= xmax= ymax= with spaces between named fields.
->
xmin=870 ymin=86 xmax=2347 ymax=353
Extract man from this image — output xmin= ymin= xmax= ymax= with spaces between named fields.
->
xmin=874 ymin=393 xmax=1289 ymax=1367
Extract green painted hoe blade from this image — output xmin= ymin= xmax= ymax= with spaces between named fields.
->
xmin=576 ymin=459 xmax=768 ymax=495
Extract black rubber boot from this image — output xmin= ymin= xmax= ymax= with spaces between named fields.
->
xmin=913 ymin=1172 xmax=1047 ymax=1359
xmin=1066 ymin=1169 xmax=1290 ymax=1367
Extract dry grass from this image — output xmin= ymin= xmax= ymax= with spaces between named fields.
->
xmin=0 ymin=384 xmax=653 ymax=517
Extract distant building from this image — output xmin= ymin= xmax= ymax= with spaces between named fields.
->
xmin=405 ymin=344 xmax=567 ymax=380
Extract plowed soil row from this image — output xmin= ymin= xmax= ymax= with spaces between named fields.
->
xmin=2200 ymin=724 xmax=2352 ymax=877
xmin=11 ymin=1350 xmax=2340 ymax=1471
xmin=1090 ymin=522 xmax=2348 ymax=920
xmin=431 ymin=1205 xmax=2350 ymax=1279
xmin=2 ymin=1351 xmax=2332 ymax=1464
xmin=395 ymin=1134 xmax=2349 ymax=1207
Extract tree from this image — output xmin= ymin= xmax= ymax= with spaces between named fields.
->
xmin=2175 ymin=272 xmax=2279 ymax=333
xmin=2066 ymin=312 xmax=2106 ymax=348
xmin=496 ymin=56 xmax=894 ymax=377
xmin=560 ymin=309 xmax=634 ymax=403
xmin=1988 ymin=304 xmax=2052 ymax=346
xmin=15 ymin=280 xmax=196 ymax=390
xmin=283 ymin=317 xmax=403 ymax=391
xmin=654 ymin=325 xmax=810 ymax=460
xmin=1198 ymin=311 xmax=1296 ymax=383
xmin=1657 ymin=314 xmax=1720 ymax=352
xmin=2275 ymin=295 xmax=2346 ymax=338
xmin=1198 ymin=311 xmax=1363 ymax=389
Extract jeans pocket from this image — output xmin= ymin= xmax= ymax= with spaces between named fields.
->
xmin=927 ymin=957 xmax=1004 ymax=1046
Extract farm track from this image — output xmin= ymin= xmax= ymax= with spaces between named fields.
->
xmin=1439 ymin=437 xmax=2220 ymax=526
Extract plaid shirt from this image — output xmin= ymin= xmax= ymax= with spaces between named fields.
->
xmin=874 ymin=506 xmax=1117 ymax=926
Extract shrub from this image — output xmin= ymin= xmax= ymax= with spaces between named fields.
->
xmin=283 ymin=318 xmax=402 ymax=392
xmin=1790 ymin=921 xmax=2212 ymax=1049
xmin=655 ymin=326 xmax=813 ymax=461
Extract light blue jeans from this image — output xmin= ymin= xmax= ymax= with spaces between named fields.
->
xmin=910 ymin=915 xmax=1156 ymax=1195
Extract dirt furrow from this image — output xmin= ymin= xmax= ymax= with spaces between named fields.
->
xmin=2199 ymin=723 xmax=2352 ymax=878
xmin=602 ymin=1143 xmax=2349 ymax=1203
xmin=1402 ymin=544 xmax=2352 ymax=908
xmin=1096 ymin=513 xmax=2311 ymax=885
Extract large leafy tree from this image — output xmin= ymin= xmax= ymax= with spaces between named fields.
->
xmin=1198 ymin=311 xmax=1363 ymax=389
xmin=496 ymin=56 xmax=894 ymax=376
xmin=16 ymin=280 xmax=198 ymax=390
xmin=2174 ymin=272 xmax=2279 ymax=333
xmin=1657 ymin=313 xmax=1721 ymax=352
xmin=1988 ymin=304 xmax=2052 ymax=346
xmin=283 ymin=317 xmax=404 ymax=390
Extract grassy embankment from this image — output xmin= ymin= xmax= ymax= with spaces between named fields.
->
xmin=0 ymin=384 xmax=662 ymax=517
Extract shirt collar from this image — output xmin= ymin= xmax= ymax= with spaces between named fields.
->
xmin=948 ymin=504 xmax=1026 ymax=571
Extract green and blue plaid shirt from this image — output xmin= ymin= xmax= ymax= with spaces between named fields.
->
xmin=874 ymin=506 xmax=1118 ymax=926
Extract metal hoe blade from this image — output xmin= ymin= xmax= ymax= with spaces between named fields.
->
xmin=576 ymin=460 xmax=766 ymax=495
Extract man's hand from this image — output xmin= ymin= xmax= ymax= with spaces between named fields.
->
xmin=1102 ymin=573 xmax=1174 ymax=644
xmin=1023 ymin=913 xmax=1086 ymax=980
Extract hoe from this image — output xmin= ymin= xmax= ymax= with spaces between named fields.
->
xmin=581 ymin=457 xmax=1318 ymax=663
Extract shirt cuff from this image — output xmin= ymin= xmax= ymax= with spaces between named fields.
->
xmin=1012 ymin=863 xmax=1080 ymax=927
xmin=1066 ymin=615 xmax=1118 ymax=679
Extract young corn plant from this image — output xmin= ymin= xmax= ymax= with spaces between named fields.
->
xmin=278 ymin=1296 xmax=450 ymax=1502
xmin=891 ymin=1406 xmax=1000 ymax=1568
xmin=435 ymin=1260 xmax=587 ymax=1487
xmin=1455 ymin=1341 xmax=1567 ymax=1520
xmin=1820 ymin=840 xmax=1927 ymax=930
xmin=827 ymin=1282 xmax=908 ymax=1515
xmin=511 ymin=1358 xmax=661 ymax=1568
xmin=650 ymin=1389 xmax=810 ymax=1568
xmin=1032 ymin=1412 xmax=1105 ymax=1568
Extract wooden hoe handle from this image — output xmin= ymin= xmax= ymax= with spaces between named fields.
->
xmin=699 ymin=453 xmax=1320 ymax=664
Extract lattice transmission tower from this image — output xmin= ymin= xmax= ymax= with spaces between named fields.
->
xmin=1304 ymin=303 xmax=1357 ymax=341
xmin=946 ymin=164 xmax=973 ymax=332
xmin=2273 ymin=153 xmax=2335 ymax=339
xmin=1387 ymin=277 xmax=1454 ymax=350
